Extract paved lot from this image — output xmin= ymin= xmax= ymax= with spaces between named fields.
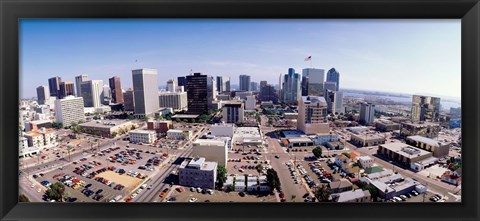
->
xmin=169 ymin=187 xmax=277 ymax=203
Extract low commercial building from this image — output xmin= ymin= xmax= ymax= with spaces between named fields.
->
xmin=326 ymin=141 xmax=344 ymax=150
xmin=147 ymin=120 xmax=173 ymax=133
xmin=332 ymin=189 xmax=371 ymax=202
xmin=350 ymin=133 xmax=386 ymax=147
xmin=313 ymin=133 xmax=339 ymax=145
xmin=245 ymin=95 xmax=256 ymax=110
xmin=406 ymin=135 xmax=450 ymax=158
xmin=329 ymin=179 xmax=353 ymax=193
xmin=232 ymin=127 xmax=262 ymax=145
xmin=24 ymin=119 xmax=52 ymax=132
xmin=79 ymin=120 xmax=136 ymax=138
xmin=368 ymin=178 xmax=420 ymax=200
xmin=167 ymin=129 xmax=193 ymax=140
xmin=375 ymin=120 xmax=401 ymax=132
xmin=440 ymin=170 xmax=461 ymax=186
xmin=178 ymin=157 xmax=217 ymax=189
xmin=211 ymin=123 xmax=235 ymax=137
xmin=192 ymin=139 xmax=228 ymax=166
xmin=400 ymin=121 xmax=441 ymax=138
xmin=129 ymin=129 xmax=157 ymax=144
xmin=283 ymin=112 xmax=298 ymax=120
xmin=377 ymin=143 xmax=436 ymax=171
xmin=24 ymin=131 xmax=45 ymax=147
xmin=357 ymin=156 xmax=374 ymax=168
xmin=282 ymin=137 xmax=314 ymax=148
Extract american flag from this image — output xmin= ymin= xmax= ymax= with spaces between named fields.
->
xmin=304 ymin=56 xmax=312 ymax=61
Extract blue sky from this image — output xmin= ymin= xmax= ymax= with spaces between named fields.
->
xmin=20 ymin=19 xmax=461 ymax=99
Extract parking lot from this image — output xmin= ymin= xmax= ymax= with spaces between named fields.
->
xmin=167 ymin=186 xmax=277 ymax=202
xmin=33 ymin=140 xmax=172 ymax=202
xmin=226 ymin=151 xmax=269 ymax=175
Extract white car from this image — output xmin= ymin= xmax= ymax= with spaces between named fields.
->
xmin=188 ymin=197 xmax=198 ymax=202
xmin=196 ymin=187 xmax=202 ymax=193
xmin=393 ymin=196 xmax=402 ymax=202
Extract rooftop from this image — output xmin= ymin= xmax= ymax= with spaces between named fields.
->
xmin=336 ymin=189 xmax=370 ymax=202
xmin=402 ymin=121 xmax=440 ymax=127
xmin=171 ymin=114 xmax=199 ymax=119
xmin=407 ymin=135 xmax=447 ymax=147
xmin=380 ymin=143 xmax=431 ymax=158
xmin=193 ymin=139 xmax=226 ymax=147
xmin=301 ymin=96 xmax=327 ymax=105
xmin=329 ymin=179 xmax=353 ymax=189
xmin=130 ymin=129 xmax=156 ymax=135
xmin=80 ymin=120 xmax=132 ymax=129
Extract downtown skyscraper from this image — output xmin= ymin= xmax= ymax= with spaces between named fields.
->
xmin=80 ymin=80 xmax=104 ymax=108
xmin=186 ymin=73 xmax=216 ymax=115
xmin=48 ymin=76 xmax=61 ymax=98
xmin=239 ymin=75 xmax=251 ymax=91
xmin=302 ymin=68 xmax=325 ymax=97
xmin=326 ymin=68 xmax=340 ymax=91
xmin=36 ymin=85 xmax=50 ymax=105
xmin=59 ymin=81 xmax=75 ymax=99
xmin=132 ymin=68 xmax=160 ymax=117
xmin=109 ymin=76 xmax=124 ymax=104
xmin=411 ymin=95 xmax=441 ymax=122
xmin=282 ymin=68 xmax=301 ymax=104
xmin=75 ymin=74 xmax=88 ymax=97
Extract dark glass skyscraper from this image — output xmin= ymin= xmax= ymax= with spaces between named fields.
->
xmin=239 ymin=75 xmax=251 ymax=91
xmin=59 ymin=81 xmax=74 ymax=99
xmin=48 ymin=76 xmax=62 ymax=98
xmin=326 ymin=68 xmax=340 ymax=91
xmin=177 ymin=76 xmax=187 ymax=87
xmin=186 ymin=73 xmax=215 ymax=115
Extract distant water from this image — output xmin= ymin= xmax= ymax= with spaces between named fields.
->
xmin=343 ymin=92 xmax=461 ymax=110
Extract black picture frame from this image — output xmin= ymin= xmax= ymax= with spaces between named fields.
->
xmin=1 ymin=0 xmax=479 ymax=221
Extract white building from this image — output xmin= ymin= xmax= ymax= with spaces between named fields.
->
xmin=333 ymin=189 xmax=371 ymax=202
xmin=132 ymin=68 xmax=160 ymax=117
xmin=54 ymin=96 xmax=86 ymax=127
xmin=166 ymin=79 xmax=177 ymax=93
xmin=80 ymin=80 xmax=104 ymax=108
xmin=245 ymin=95 xmax=256 ymax=110
xmin=357 ymin=156 xmax=374 ymax=169
xmin=211 ymin=123 xmax=235 ymax=137
xmin=222 ymin=101 xmax=244 ymax=124
xmin=167 ymin=129 xmax=193 ymax=140
xmin=24 ymin=131 xmax=45 ymax=147
xmin=192 ymin=139 xmax=228 ymax=166
xmin=233 ymin=127 xmax=263 ymax=145
xmin=178 ymin=157 xmax=217 ymax=189
xmin=19 ymin=136 xmax=40 ymax=158
xmin=129 ymin=129 xmax=157 ymax=144
xmin=158 ymin=91 xmax=188 ymax=111
xmin=313 ymin=133 xmax=339 ymax=145
xmin=360 ymin=102 xmax=375 ymax=125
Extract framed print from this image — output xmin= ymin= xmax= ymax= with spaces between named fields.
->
xmin=1 ymin=0 xmax=479 ymax=221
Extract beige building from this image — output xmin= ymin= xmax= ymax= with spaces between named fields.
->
xmin=54 ymin=96 xmax=86 ymax=127
xmin=377 ymin=143 xmax=434 ymax=168
xmin=158 ymin=91 xmax=188 ymax=111
xmin=297 ymin=96 xmax=329 ymax=135
xmin=375 ymin=120 xmax=401 ymax=132
xmin=350 ymin=133 xmax=386 ymax=147
xmin=222 ymin=101 xmax=244 ymax=124
xmin=79 ymin=120 xmax=136 ymax=138
xmin=24 ymin=131 xmax=45 ymax=148
xmin=129 ymin=129 xmax=157 ymax=144
xmin=400 ymin=121 xmax=441 ymax=138
xmin=406 ymin=135 xmax=450 ymax=158
xmin=192 ymin=139 xmax=228 ymax=166
xmin=167 ymin=129 xmax=193 ymax=140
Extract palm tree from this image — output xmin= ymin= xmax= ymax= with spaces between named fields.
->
xmin=315 ymin=184 xmax=331 ymax=202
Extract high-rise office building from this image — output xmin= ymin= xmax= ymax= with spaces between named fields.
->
xmin=411 ymin=95 xmax=441 ymax=122
xmin=123 ymin=89 xmax=135 ymax=111
xmin=216 ymin=76 xmax=224 ymax=93
xmin=102 ymin=85 xmax=111 ymax=105
xmin=132 ymin=68 xmax=160 ymax=117
xmin=326 ymin=68 xmax=340 ymax=91
xmin=282 ymin=68 xmax=301 ymax=104
xmin=186 ymin=73 xmax=216 ymax=115
xmin=250 ymin=82 xmax=259 ymax=92
xmin=301 ymin=75 xmax=309 ymax=96
xmin=59 ymin=81 xmax=75 ymax=99
xmin=36 ymin=85 xmax=50 ymax=105
xmin=302 ymin=68 xmax=325 ymax=96
xmin=158 ymin=91 xmax=188 ymax=111
xmin=54 ymin=96 xmax=85 ymax=127
xmin=224 ymin=76 xmax=231 ymax=92
xmin=75 ymin=74 xmax=88 ymax=97
xmin=222 ymin=101 xmax=244 ymax=123
xmin=166 ymin=79 xmax=177 ymax=93
xmin=80 ymin=80 xmax=104 ymax=108
xmin=239 ymin=75 xmax=251 ymax=91
xmin=260 ymin=81 xmax=268 ymax=89
xmin=360 ymin=102 xmax=375 ymax=125
xmin=325 ymin=90 xmax=344 ymax=114
xmin=278 ymin=74 xmax=284 ymax=100
xmin=109 ymin=76 xmax=124 ymax=104
xmin=323 ymin=81 xmax=337 ymax=94
xmin=297 ymin=96 xmax=329 ymax=134
xmin=48 ymin=76 xmax=62 ymax=98
xmin=177 ymin=76 xmax=187 ymax=87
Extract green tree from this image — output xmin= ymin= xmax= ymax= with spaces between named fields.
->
xmin=46 ymin=182 xmax=66 ymax=202
xmin=19 ymin=194 xmax=30 ymax=202
xmin=266 ymin=168 xmax=281 ymax=192
xmin=175 ymin=118 xmax=181 ymax=123
xmin=216 ymin=165 xmax=228 ymax=189
xmin=268 ymin=117 xmax=273 ymax=126
xmin=342 ymin=152 xmax=351 ymax=158
xmin=312 ymin=147 xmax=323 ymax=158
xmin=315 ymin=184 xmax=331 ymax=202
xmin=361 ymin=182 xmax=379 ymax=202
xmin=255 ymin=164 xmax=263 ymax=174
xmin=127 ymin=115 xmax=135 ymax=120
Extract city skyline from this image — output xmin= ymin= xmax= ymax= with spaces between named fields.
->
xmin=20 ymin=19 xmax=460 ymax=98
